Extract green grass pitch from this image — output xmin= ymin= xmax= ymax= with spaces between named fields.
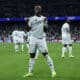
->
xmin=0 ymin=42 xmax=80 ymax=80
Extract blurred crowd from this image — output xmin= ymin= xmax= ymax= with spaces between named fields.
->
xmin=0 ymin=0 xmax=80 ymax=42
xmin=0 ymin=0 xmax=80 ymax=17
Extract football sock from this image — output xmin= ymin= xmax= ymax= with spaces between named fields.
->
xmin=45 ymin=55 xmax=55 ymax=72
xmin=29 ymin=58 xmax=35 ymax=73
xmin=62 ymin=47 xmax=66 ymax=57
xmin=15 ymin=44 xmax=19 ymax=52
xmin=68 ymin=46 xmax=72 ymax=56
xmin=21 ymin=44 xmax=24 ymax=51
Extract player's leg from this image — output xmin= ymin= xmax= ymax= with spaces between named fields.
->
xmin=35 ymin=49 xmax=39 ymax=59
xmin=21 ymin=43 xmax=24 ymax=52
xmin=68 ymin=44 xmax=74 ymax=57
xmin=20 ymin=39 xmax=24 ymax=52
xmin=24 ymin=53 xmax=36 ymax=77
xmin=24 ymin=37 xmax=37 ymax=77
xmin=2 ymin=38 xmax=5 ymax=47
xmin=67 ymin=37 xmax=74 ymax=57
xmin=14 ymin=43 xmax=19 ymax=52
xmin=43 ymin=53 xmax=56 ymax=78
xmin=62 ymin=44 xmax=67 ymax=57
xmin=38 ymin=39 xmax=56 ymax=78
xmin=13 ymin=39 xmax=19 ymax=52
xmin=61 ymin=37 xmax=67 ymax=57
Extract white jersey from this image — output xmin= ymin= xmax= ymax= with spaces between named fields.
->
xmin=12 ymin=30 xmax=20 ymax=43
xmin=61 ymin=22 xmax=70 ymax=37
xmin=19 ymin=31 xmax=26 ymax=39
xmin=61 ymin=22 xmax=72 ymax=44
xmin=28 ymin=15 xmax=47 ymax=39
xmin=12 ymin=30 xmax=19 ymax=39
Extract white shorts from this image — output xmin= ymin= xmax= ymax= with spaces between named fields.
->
xmin=29 ymin=36 xmax=48 ymax=53
xmin=62 ymin=35 xmax=72 ymax=44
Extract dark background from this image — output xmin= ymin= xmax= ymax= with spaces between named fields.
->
xmin=0 ymin=0 xmax=80 ymax=17
xmin=0 ymin=0 xmax=80 ymax=40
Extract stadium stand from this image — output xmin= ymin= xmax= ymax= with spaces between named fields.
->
xmin=0 ymin=0 xmax=80 ymax=42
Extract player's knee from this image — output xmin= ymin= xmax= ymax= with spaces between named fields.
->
xmin=42 ymin=52 xmax=48 ymax=57
xmin=69 ymin=44 xmax=72 ymax=46
xmin=29 ymin=53 xmax=36 ymax=58
xmin=64 ymin=44 xmax=67 ymax=47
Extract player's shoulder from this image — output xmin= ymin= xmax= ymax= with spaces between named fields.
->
xmin=41 ymin=15 xmax=46 ymax=19
xmin=22 ymin=31 xmax=25 ymax=34
xmin=28 ymin=16 xmax=35 ymax=22
xmin=41 ymin=15 xmax=47 ymax=22
xmin=20 ymin=31 xmax=24 ymax=33
xmin=63 ymin=22 xmax=69 ymax=27
xmin=28 ymin=16 xmax=36 ymax=19
xmin=29 ymin=15 xmax=46 ymax=18
xmin=12 ymin=30 xmax=18 ymax=35
xmin=64 ymin=22 xmax=69 ymax=25
xmin=13 ymin=30 xmax=18 ymax=33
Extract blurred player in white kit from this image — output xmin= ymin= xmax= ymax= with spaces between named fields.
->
xmin=24 ymin=5 xmax=56 ymax=78
xmin=61 ymin=18 xmax=74 ymax=58
xmin=19 ymin=30 xmax=26 ymax=52
xmin=12 ymin=28 xmax=26 ymax=52
xmin=12 ymin=28 xmax=20 ymax=52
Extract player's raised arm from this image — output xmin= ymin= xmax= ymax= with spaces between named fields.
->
xmin=25 ymin=18 xmax=32 ymax=32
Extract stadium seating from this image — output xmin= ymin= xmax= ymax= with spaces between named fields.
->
xmin=0 ymin=0 xmax=80 ymax=17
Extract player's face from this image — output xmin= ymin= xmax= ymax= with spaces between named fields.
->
xmin=34 ymin=6 xmax=42 ymax=16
